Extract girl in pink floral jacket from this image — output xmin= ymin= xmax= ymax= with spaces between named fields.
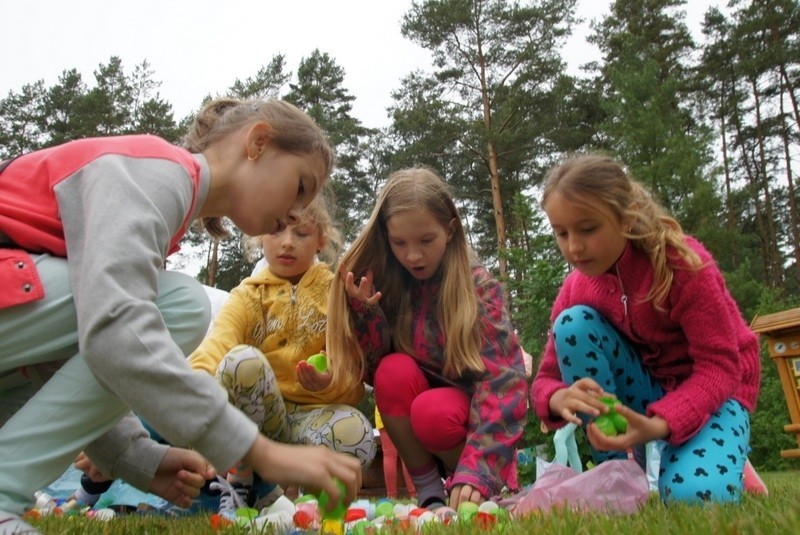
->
xmin=327 ymin=167 xmax=527 ymax=510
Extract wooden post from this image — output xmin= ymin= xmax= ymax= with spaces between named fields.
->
xmin=751 ymin=307 xmax=800 ymax=459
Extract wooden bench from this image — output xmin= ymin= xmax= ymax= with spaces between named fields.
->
xmin=752 ymin=308 xmax=800 ymax=459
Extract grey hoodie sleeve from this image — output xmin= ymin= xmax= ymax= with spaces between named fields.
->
xmin=54 ymin=155 xmax=258 ymax=474
xmin=82 ymin=413 xmax=169 ymax=492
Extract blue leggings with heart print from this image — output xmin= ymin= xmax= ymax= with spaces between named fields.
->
xmin=553 ymin=305 xmax=750 ymax=504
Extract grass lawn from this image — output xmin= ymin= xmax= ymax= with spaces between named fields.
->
xmin=28 ymin=470 xmax=800 ymax=534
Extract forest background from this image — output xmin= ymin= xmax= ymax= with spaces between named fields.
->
xmin=1 ymin=0 xmax=798 ymax=479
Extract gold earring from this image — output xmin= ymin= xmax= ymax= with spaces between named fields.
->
xmin=248 ymin=146 xmax=264 ymax=161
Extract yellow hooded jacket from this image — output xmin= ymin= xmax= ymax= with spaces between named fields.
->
xmin=189 ymin=262 xmax=363 ymax=406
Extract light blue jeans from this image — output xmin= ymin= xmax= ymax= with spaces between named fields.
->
xmin=0 ymin=254 xmax=209 ymax=514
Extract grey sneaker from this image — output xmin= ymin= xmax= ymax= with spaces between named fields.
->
xmin=0 ymin=511 xmax=41 ymax=535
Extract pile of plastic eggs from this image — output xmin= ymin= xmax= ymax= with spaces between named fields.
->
xmin=24 ymin=491 xmax=158 ymax=522
xmin=25 ymin=489 xmax=512 ymax=533
xmin=210 ymin=494 xmax=510 ymax=533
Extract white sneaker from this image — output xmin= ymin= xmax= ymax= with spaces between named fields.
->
xmin=0 ymin=511 xmax=41 ymax=535
xmin=208 ymin=477 xmax=252 ymax=514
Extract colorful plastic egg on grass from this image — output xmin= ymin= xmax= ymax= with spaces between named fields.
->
xmin=209 ymin=513 xmax=233 ymax=530
xmin=457 ymin=501 xmax=479 ymax=522
xmin=93 ymin=508 xmax=116 ymax=521
xmin=350 ymin=519 xmax=374 ymax=535
xmin=374 ymin=499 xmax=394 ymax=519
xmin=318 ymin=479 xmax=347 ymax=520
xmin=412 ymin=509 xmax=436 ymax=528
xmin=293 ymin=502 xmax=320 ymax=529
xmin=392 ymin=502 xmax=414 ymax=517
xmin=434 ymin=506 xmax=457 ymax=525
xmin=478 ymin=501 xmax=499 ymax=513
xmin=320 ymin=517 xmax=344 ymax=535
xmin=351 ymin=499 xmax=375 ymax=519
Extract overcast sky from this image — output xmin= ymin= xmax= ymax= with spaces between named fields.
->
xmin=1 ymin=0 xmax=720 ymax=129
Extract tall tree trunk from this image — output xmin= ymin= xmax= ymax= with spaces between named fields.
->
xmin=718 ymin=85 xmax=738 ymax=266
xmin=732 ymin=102 xmax=772 ymax=286
xmin=206 ymin=237 xmax=219 ymax=287
xmin=768 ymin=16 xmax=800 ymax=132
xmin=477 ymin=38 xmax=508 ymax=281
xmin=750 ymin=76 xmax=783 ymax=288
xmin=779 ymin=84 xmax=800 ymax=281
xmin=487 ymin=140 xmax=508 ymax=280
xmin=778 ymin=63 xmax=800 ymax=131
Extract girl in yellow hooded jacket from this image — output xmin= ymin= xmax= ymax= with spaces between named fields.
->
xmin=188 ymin=195 xmax=375 ymax=512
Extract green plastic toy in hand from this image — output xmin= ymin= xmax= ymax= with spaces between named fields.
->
xmin=307 ymin=353 xmax=328 ymax=372
xmin=318 ymin=478 xmax=347 ymax=519
xmin=594 ymin=396 xmax=628 ymax=436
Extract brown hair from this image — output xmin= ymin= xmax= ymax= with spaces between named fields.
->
xmin=542 ymin=153 xmax=703 ymax=308
xmin=183 ymin=98 xmax=335 ymax=238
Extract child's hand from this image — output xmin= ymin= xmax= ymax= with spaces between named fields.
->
xmin=245 ymin=435 xmax=362 ymax=511
xmin=449 ymin=483 xmax=482 ymax=510
xmin=549 ymin=378 xmax=606 ymax=425
xmin=341 ymin=267 xmax=382 ymax=306
xmin=148 ymin=447 xmax=216 ymax=509
xmin=74 ymin=451 xmax=111 ymax=483
xmin=586 ymin=403 xmax=670 ymax=452
xmin=296 ymin=360 xmax=332 ymax=391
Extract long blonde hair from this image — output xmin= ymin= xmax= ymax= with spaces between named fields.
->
xmin=183 ymin=98 xmax=335 ymax=239
xmin=542 ymin=154 xmax=703 ymax=308
xmin=327 ymin=167 xmax=484 ymax=389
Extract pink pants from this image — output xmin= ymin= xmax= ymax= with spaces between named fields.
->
xmin=374 ymin=353 xmax=469 ymax=453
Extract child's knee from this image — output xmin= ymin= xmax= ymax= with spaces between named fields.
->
xmin=328 ymin=408 xmax=377 ymax=466
xmin=375 ymin=353 xmax=418 ymax=385
xmin=660 ymin=462 xmax=742 ymax=505
xmin=660 ymin=477 xmax=741 ymax=505
xmin=411 ymin=401 xmax=467 ymax=452
xmin=553 ymin=305 xmax=600 ymax=340
xmin=217 ymin=345 xmax=269 ymax=389
xmin=374 ymin=353 xmax=426 ymax=412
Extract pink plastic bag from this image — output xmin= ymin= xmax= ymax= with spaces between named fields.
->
xmin=509 ymin=459 xmax=649 ymax=516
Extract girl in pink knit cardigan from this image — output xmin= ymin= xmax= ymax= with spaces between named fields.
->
xmin=531 ymin=154 xmax=762 ymax=504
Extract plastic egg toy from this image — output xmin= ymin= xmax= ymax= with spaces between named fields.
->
xmin=434 ymin=506 xmax=458 ymax=525
xmin=374 ymin=500 xmax=394 ymax=519
xmin=93 ymin=508 xmax=116 ymax=521
xmin=457 ymin=501 xmax=479 ymax=522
